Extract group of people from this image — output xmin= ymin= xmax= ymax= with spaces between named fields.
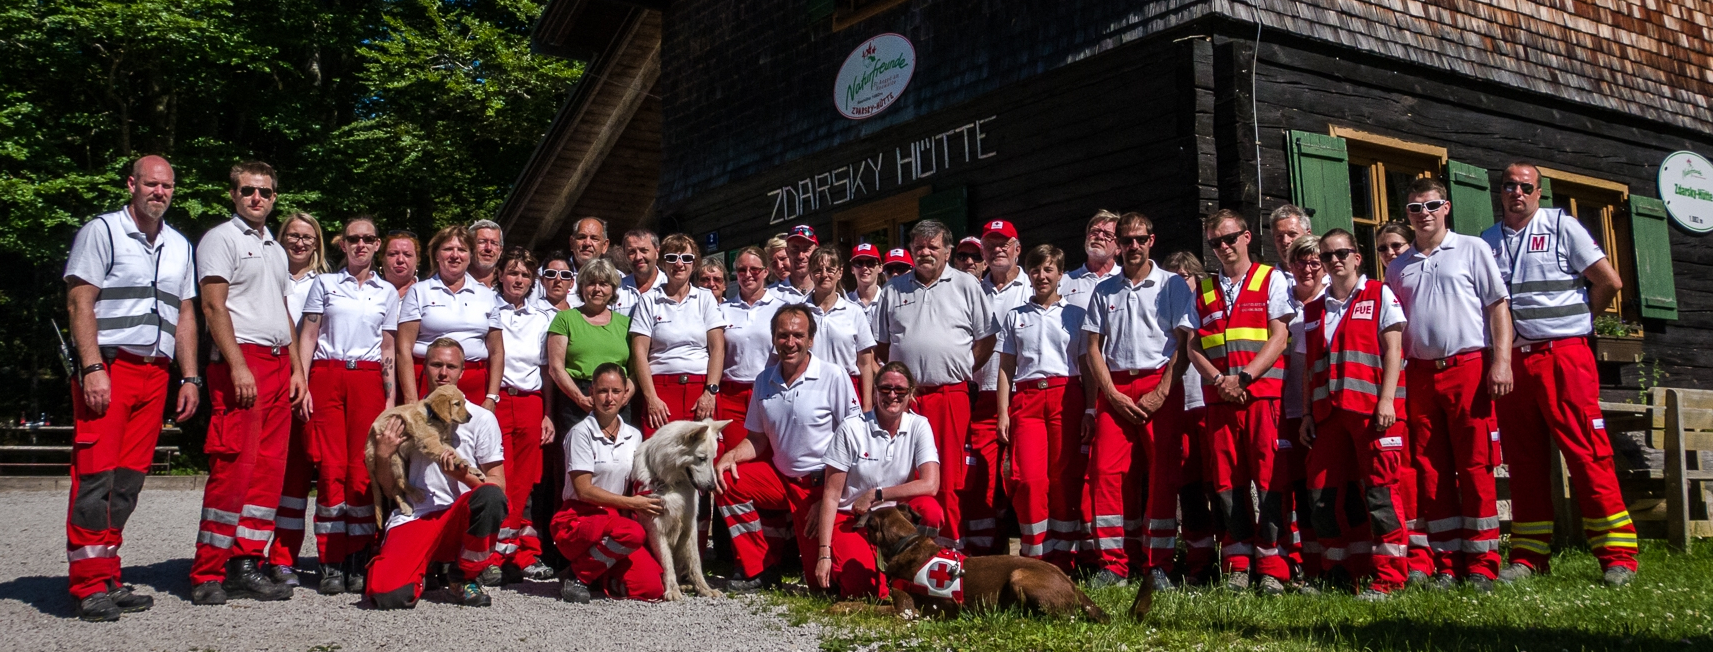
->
xmin=60 ymin=154 xmax=1636 ymax=621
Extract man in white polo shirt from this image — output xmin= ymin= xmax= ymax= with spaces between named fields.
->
xmin=1482 ymin=162 xmax=1635 ymax=588
xmin=769 ymin=225 xmax=819 ymax=304
xmin=1387 ymin=176 xmax=1512 ymax=592
xmin=1059 ymin=210 xmax=1121 ymax=310
xmin=614 ymin=229 xmax=665 ymax=316
xmin=190 ymin=161 xmax=308 ymax=605
xmin=715 ymin=304 xmax=862 ymax=591
xmin=872 ymin=220 xmax=998 ymax=549
xmin=964 ymin=219 xmax=1031 ymax=554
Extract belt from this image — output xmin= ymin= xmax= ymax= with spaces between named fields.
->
xmin=783 ymin=469 xmax=825 ymax=488
xmin=658 ymin=374 xmax=707 ymax=385
xmin=720 ymin=380 xmax=754 ymax=393
xmin=1111 ymin=367 xmax=1164 ymax=382
xmin=414 ymin=356 xmax=486 ymax=370
xmin=108 ymin=349 xmax=170 ymax=367
xmin=1517 ymin=336 xmax=1585 ymax=354
xmin=238 ymin=343 xmax=286 ymax=357
xmin=1411 ymin=350 xmax=1484 ymax=370
xmin=1016 ymin=376 xmax=1074 ymax=390
xmin=914 ymin=383 xmax=968 ymax=395
xmin=504 ymin=387 xmax=541 ymax=397
xmin=312 ymin=359 xmax=382 ymax=371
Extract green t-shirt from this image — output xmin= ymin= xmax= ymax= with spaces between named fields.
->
xmin=547 ymin=308 xmax=633 ymax=380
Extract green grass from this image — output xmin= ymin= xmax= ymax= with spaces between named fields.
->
xmin=764 ymin=542 xmax=1713 ymax=652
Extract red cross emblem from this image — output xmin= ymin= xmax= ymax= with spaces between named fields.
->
xmin=926 ymin=561 xmax=956 ymax=590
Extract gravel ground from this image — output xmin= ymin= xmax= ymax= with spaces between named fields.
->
xmin=0 ymin=489 xmax=824 ymax=652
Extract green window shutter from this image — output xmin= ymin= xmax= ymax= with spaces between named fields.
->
xmin=1630 ymin=195 xmax=1678 ymax=320
xmin=1286 ymin=131 xmax=1354 ymax=235
xmin=809 ymin=0 xmax=835 ymax=22
xmin=1538 ymin=177 xmax=1554 ymax=208
xmin=918 ymin=186 xmax=969 ymax=240
xmin=1447 ymin=161 xmax=1494 ymax=236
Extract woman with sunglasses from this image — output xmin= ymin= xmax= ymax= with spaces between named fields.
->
xmin=845 ymin=244 xmax=885 ymax=323
xmin=538 ymin=252 xmax=577 ymax=311
xmin=629 ymin=234 xmax=728 ymax=436
xmin=717 ymin=247 xmax=785 ymax=456
xmin=264 ymin=212 xmax=327 ymax=588
xmin=391 ymin=225 xmax=505 ymax=407
xmin=812 ymin=361 xmax=943 ymax=598
xmin=489 ymin=246 xmax=558 ymax=582
xmin=283 ymin=215 xmax=396 ymax=594
xmin=382 ymin=231 xmax=421 ymax=298
xmin=805 ymin=248 xmax=877 ymax=408
xmin=1375 ymin=222 xmax=1414 ymax=273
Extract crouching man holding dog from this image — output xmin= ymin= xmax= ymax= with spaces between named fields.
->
xmin=367 ymin=338 xmax=507 ymax=609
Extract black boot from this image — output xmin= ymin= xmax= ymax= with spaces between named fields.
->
xmin=105 ymin=580 xmax=154 ymax=612
xmin=343 ymin=552 xmax=368 ymax=595
xmin=74 ymin=593 xmax=122 ymax=622
xmin=190 ymin=581 xmax=227 ymax=606
xmin=222 ymin=557 xmax=293 ymax=601
xmin=318 ymin=562 xmax=346 ymax=595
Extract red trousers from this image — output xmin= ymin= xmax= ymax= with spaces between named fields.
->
xmin=1304 ymin=409 xmax=1411 ymax=592
xmin=493 ymin=390 xmax=545 ymax=568
xmin=550 ymin=500 xmax=665 ymax=600
xmin=715 ymin=461 xmax=815 ymax=581
xmin=1406 ymin=352 xmax=1501 ymax=580
xmin=1206 ymin=397 xmax=1289 ymax=580
xmin=367 ymin=484 xmax=505 ymax=609
xmin=912 ymin=383 xmax=970 ymax=547
xmin=715 ymin=381 xmax=755 ymax=457
xmin=266 ymin=416 xmax=312 ymax=570
xmin=1004 ymin=378 xmax=1085 ymax=569
xmin=1155 ymin=395 xmax=1218 ymax=577
xmin=962 ymin=390 xmax=1003 ymax=554
xmin=303 ymin=362 xmax=387 ymax=565
xmin=1085 ymin=369 xmax=1186 ymax=577
xmin=825 ymin=496 xmax=943 ymax=598
xmin=66 ymin=354 xmax=168 ymax=599
xmin=192 ymin=345 xmax=292 ymax=584
xmin=643 ymin=374 xmax=706 ymax=438
xmin=413 ymin=357 xmax=488 ymax=405
xmin=1499 ymin=339 xmax=1637 ymax=571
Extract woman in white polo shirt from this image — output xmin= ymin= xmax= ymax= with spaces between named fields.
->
xmin=489 ymin=247 xmax=557 ymax=582
xmin=718 ymin=246 xmax=783 ymax=455
xmin=549 ymin=362 xmax=666 ymax=602
xmin=266 ymin=212 xmax=327 ymax=588
xmin=629 ymin=233 xmax=729 ymax=437
xmin=287 ymin=215 xmax=395 ymax=594
xmin=805 ymin=248 xmax=877 ymax=407
xmin=813 ymin=361 xmax=941 ymax=598
xmin=392 ymin=224 xmax=504 ymax=407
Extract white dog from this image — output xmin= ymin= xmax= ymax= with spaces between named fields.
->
xmin=631 ymin=419 xmax=728 ymax=601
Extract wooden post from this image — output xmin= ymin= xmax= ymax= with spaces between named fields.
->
xmin=1549 ymin=440 xmax=1586 ymax=549
xmin=1665 ymin=389 xmax=1690 ymax=551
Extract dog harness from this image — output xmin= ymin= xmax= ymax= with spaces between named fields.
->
xmin=889 ymin=548 xmax=966 ymax=603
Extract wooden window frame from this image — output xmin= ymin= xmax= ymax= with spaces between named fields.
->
xmin=1332 ymin=128 xmax=1447 ymax=277
xmin=832 ymin=0 xmax=909 ymax=31
xmin=1540 ymin=169 xmax=1633 ymax=319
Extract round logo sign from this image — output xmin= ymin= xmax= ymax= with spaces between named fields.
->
xmin=1660 ymin=150 xmax=1713 ymax=233
xmin=834 ymin=34 xmax=915 ymax=120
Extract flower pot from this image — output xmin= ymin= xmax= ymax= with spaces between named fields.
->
xmin=1591 ymin=335 xmax=1645 ymax=363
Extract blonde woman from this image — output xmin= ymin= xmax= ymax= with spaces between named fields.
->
xmin=265 ymin=211 xmax=327 ymax=588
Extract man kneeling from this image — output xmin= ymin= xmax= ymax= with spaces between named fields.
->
xmin=367 ymin=338 xmax=507 ymax=609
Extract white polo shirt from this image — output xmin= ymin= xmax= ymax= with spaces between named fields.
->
xmin=768 ymin=279 xmax=812 ymax=305
xmin=974 ymin=272 xmax=1032 ymax=391
xmin=822 ymin=411 xmax=939 ymax=511
xmin=493 ymin=299 xmax=555 ymax=391
xmin=1480 ymin=209 xmax=1605 ymax=344
xmin=629 ymin=285 xmax=729 ymax=376
xmin=1082 ymin=264 xmax=1195 ymax=373
xmin=871 ymin=267 xmax=998 ymax=387
xmin=745 ymin=356 xmax=863 ymax=478
xmin=303 ymin=269 xmax=399 ymax=362
xmin=1000 ymin=298 xmax=1087 ymax=380
xmin=846 ymin=288 xmax=881 ymax=324
xmin=721 ymin=291 xmax=784 ymax=384
xmin=563 ymin=414 xmax=642 ymax=501
xmin=386 ymin=401 xmax=503 ymax=529
xmin=1059 ymin=263 xmax=1121 ymax=311
xmin=1283 ymin=284 xmax=1325 ymax=420
xmin=197 ymin=216 xmax=292 ymax=347
xmin=287 ymin=271 xmax=318 ymax=327
xmin=808 ymin=295 xmax=877 ymax=377
xmin=1386 ymin=231 xmax=1509 ymax=360
xmin=613 ymin=267 xmax=666 ymax=318
xmin=392 ymin=273 xmax=501 ymax=360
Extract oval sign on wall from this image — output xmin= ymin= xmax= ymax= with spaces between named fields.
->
xmin=1660 ymin=150 xmax=1713 ymax=233
xmin=834 ymin=33 xmax=915 ymax=120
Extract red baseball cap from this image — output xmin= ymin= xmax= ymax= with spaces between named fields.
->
xmin=850 ymin=243 xmax=881 ymax=261
xmin=956 ymin=236 xmax=983 ymax=251
xmin=883 ymin=247 xmax=915 ymax=267
xmin=788 ymin=225 xmax=818 ymax=245
xmin=981 ymin=219 xmax=1018 ymax=241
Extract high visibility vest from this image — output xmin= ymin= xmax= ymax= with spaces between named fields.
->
xmin=1196 ymin=263 xmax=1285 ymax=402
xmin=1304 ymin=279 xmax=1404 ymax=420
xmin=88 ymin=210 xmax=194 ymax=355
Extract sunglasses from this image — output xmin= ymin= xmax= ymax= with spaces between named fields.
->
xmin=1118 ymin=235 xmax=1150 ymax=247
xmin=1380 ymin=241 xmax=1410 ymax=254
xmin=540 ymin=269 xmax=575 ymax=280
xmin=954 ymin=252 xmax=983 ymax=262
xmin=345 ymin=235 xmax=381 ymax=245
xmin=661 ymin=253 xmax=696 ymax=264
xmin=1206 ymin=232 xmax=1245 ymax=249
xmin=735 ymin=266 xmax=767 ymax=276
xmin=1318 ymin=248 xmax=1358 ymax=262
xmin=850 ymin=258 xmax=880 ymax=268
xmin=876 ymin=385 xmax=911 ymax=396
xmin=1500 ymin=182 xmax=1537 ymax=195
xmin=238 ymin=186 xmax=276 ymax=199
xmin=884 ymin=265 xmax=913 ymax=275
xmin=1405 ymin=199 xmax=1449 ymax=214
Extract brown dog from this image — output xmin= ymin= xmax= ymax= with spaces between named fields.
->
xmin=853 ymin=505 xmax=1112 ymax=622
xmin=364 ymin=385 xmax=483 ymax=527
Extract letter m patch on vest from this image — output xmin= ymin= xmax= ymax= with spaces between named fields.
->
xmin=1528 ymin=233 xmax=1550 ymax=253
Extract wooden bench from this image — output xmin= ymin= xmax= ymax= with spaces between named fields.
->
xmin=0 ymin=426 xmax=182 ymax=475
xmin=1597 ymin=388 xmax=1713 ymax=550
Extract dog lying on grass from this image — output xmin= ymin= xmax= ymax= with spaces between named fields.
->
xmin=842 ymin=504 xmax=1113 ymax=622
xmin=365 ymin=385 xmax=484 ymax=526
xmin=631 ymin=419 xmax=728 ymax=601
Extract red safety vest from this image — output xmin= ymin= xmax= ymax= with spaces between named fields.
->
xmin=1304 ymin=279 xmax=1404 ymax=420
xmin=1196 ymin=263 xmax=1286 ymax=402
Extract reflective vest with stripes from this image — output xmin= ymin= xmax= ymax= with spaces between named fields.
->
xmin=88 ymin=210 xmax=194 ymax=355
xmin=1304 ymin=279 xmax=1403 ymax=420
xmin=1196 ymin=263 xmax=1286 ymax=401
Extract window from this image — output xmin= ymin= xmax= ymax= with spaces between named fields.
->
xmin=810 ymin=0 xmax=910 ymax=31
xmin=1538 ymin=169 xmax=1633 ymax=319
xmin=1337 ymin=128 xmax=1445 ymax=278
xmin=834 ymin=187 xmax=930 ymax=254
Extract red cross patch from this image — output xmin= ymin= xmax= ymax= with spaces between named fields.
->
xmin=1528 ymin=234 xmax=1550 ymax=253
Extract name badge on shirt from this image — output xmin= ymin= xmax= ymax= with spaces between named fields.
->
xmin=1351 ymin=300 xmax=1376 ymax=321
xmin=1528 ymin=234 xmax=1550 ymax=253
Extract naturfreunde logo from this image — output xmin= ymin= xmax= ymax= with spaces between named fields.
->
xmin=835 ymin=34 xmax=915 ymax=120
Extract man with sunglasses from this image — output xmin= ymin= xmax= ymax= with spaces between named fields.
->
xmin=963 ymin=220 xmax=1031 ymax=554
xmin=191 ymin=161 xmax=309 ymax=604
xmin=770 ymin=225 xmax=819 ymax=304
xmin=1188 ymin=209 xmax=1295 ymax=595
xmin=1386 ymin=176 xmax=1511 ymax=592
xmin=1481 ymin=163 xmax=1635 ymax=588
xmin=953 ymin=236 xmax=987 ymax=279
xmin=1058 ymin=210 xmax=1121 ymax=310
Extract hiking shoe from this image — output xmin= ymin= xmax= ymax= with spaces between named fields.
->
xmin=1496 ymin=562 xmax=1534 ymax=585
xmin=1088 ymin=569 xmax=1129 ymax=589
xmin=343 ymin=553 xmax=368 ymax=594
xmin=1225 ymin=571 xmax=1251 ymax=593
xmin=560 ymin=577 xmax=592 ymax=604
xmin=1295 ymin=581 xmax=1322 ymax=596
xmin=476 ymin=565 xmax=503 ymax=587
xmin=268 ymin=564 xmax=300 ymax=588
xmin=456 ymin=581 xmax=491 ymax=607
xmin=1467 ymin=575 xmax=1495 ymax=593
xmin=190 ymin=581 xmax=227 ymax=606
xmin=1406 ymin=570 xmax=1432 ymax=590
xmin=74 ymin=593 xmax=122 ymax=622
xmin=1431 ymin=573 xmax=1457 ymax=591
xmin=105 ymin=581 xmax=154 ymax=612
xmin=1257 ymin=575 xmax=1286 ymax=596
xmin=1148 ymin=568 xmax=1174 ymax=592
xmin=319 ymin=562 xmax=347 ymax=595
xmin=1354 ymin=588 xmax=1393 ymax=603
xmin=521 ymin=561 xmax=556 ymax=581
xmin=1603 ymin=566 xmax=1635 ymax=588
xmin=223 ymin=558 xmax=292 ymax=601
xmin=727 ymin=565 xmax=782 ymax=592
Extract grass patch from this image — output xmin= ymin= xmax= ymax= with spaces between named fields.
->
xmin=766 ymin=542 xmax=1713 ymax=652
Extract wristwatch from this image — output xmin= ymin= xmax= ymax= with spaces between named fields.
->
xmin=874 ymin=488 xmax=885 ymax=503
xmin=705 ymin=383 xmax=720 ymax=395
xmin=180 ymin=376 xmax=204 ymax=388
xmin=485 ymin=393 xmax=501 ymax=403
xmin=1238 ymin=371 xmax=1254 ymax=387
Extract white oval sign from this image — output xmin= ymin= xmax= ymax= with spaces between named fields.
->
xmin=834 ymin=34 xmax=915 ymax=120
xmin=1660 ymin=150 xmax=1713 ymax=233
